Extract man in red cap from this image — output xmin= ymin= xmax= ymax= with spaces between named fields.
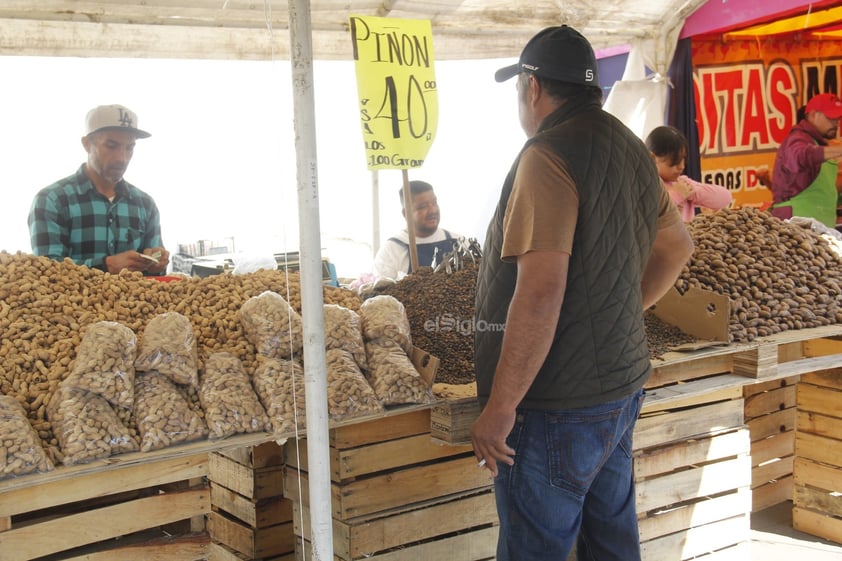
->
xmin=770 ymin=92 xmax=842 ymax=227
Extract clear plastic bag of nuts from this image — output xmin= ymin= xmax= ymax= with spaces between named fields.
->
xmin=239 ymin=291 xmax=304 ymax=359
xmin=323 ymin=304 xmax=367 ymax=371
xmin=252 ymin=356 xmax=307 ymax=435
xmin=0 ymin=395 xmax=54 ymax=478
xmin=134 ymin=312 xmax=199 ymax=387
xmin=199 ymin=352 xmax=272 ymax=439
xmin=47 ymin=386 xmax=139 ymax=466
xmin=61 ymin=321 xmax=137 ymax=411
xmin=359 ymin=295 xmax=412 ymax=354
xmin=326 ymin=348 xmax=384 ymax=420
xmin=364 ymin=340 xmax=435 ymax=406
xmin=133 ymin=371 xmax=208 ymax=452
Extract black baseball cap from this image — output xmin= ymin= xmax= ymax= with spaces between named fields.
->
xmin=495 ymin=25 xmax=600 ymax=87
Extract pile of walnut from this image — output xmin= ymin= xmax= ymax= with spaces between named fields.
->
xmin=381 ymin=265 xmax=477 ymax=385
xmin=0 ymin=252 xmax=362 ymax=455
xmin=678 ymin=207 xmax=842 ymax=342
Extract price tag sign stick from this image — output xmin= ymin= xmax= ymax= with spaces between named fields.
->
xmin=400 ymin=169 xmax=420 ymax=272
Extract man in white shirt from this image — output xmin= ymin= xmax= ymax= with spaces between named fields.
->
xmin=373 ymin=180 xmax=459 ymax=279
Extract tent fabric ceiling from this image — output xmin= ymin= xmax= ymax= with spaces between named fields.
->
xmin=0 ymin=0 xmax=708 ymax=61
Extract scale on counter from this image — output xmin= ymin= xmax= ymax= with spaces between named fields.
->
xmin=190 ymin=251 xmax=339 ymax=286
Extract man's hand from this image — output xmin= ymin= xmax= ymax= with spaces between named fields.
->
xmin=471 ymin=404 xmax=516 ymax=478
xmin=105 ymin=251 xmax=155 ymax=274
xmin=143 ymin=247 xmax=170 ymax=275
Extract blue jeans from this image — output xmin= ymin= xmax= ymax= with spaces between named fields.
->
xmin=495 ymin=389 xmax=645 ymax=561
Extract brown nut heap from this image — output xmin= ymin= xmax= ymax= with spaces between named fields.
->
xmin=199 ymin=352 xmax=271 ymax=440
xmin=61 ymin=321 xmax=137 ymax=411
xmin=359 ymin=295 xmax=412 ymax=354
xmin=252 ymin=356 xmax=307 ymax=435
xmin=323 ymin=304 xmax=367 ymax=371
xmin=325 ymin=348 xmax=384 ymax=420
xmin=134 ymin=312 xmax=199 ymax=387
xmin=239 ymin=291 xmax=304 ymax=360
xmin=133 ymin=371 xmax=208 ymax=452
xmin=678 ymin=208 xmax=842 ymax=342
xmin=48 ymin=385 xmax=139 ymax=466
xmin=363 ymin=340 xmax=435 ymax=406
xmin=0 ymin=395 xmax=54 ymax=478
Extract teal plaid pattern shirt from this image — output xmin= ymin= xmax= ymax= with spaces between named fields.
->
xmin=28 ymin=165 xmax=164 ymax=271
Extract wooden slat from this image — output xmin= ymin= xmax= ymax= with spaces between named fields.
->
xmin=797 ymin=410 xmax=842 ymax=441
xmin=211 ymin=483 xmax=293 ymax=528
xmin=741 ymin=375 xmax=800 ymax=399
xmin=635 ymin=429 xmax=748 ymax=480
xmin=640 ymin=515 xmax=749 ymax=561
xmin=793 ymin=505 xmax=842 ymax=544
xmin=751 ymin=455 xmax=793 ymax=490
xmin=747 ymin=408 xmax=794 ymax=442
xmin=328 ymin=409 xmax=431 ymax=449
xmin=208 ymin=513 xmax=295 ymax=559
xmin=209 ymin=453 xmax=284 ymax=500
xmin=297 ymin=491 xmax=497 ymax=560
xmin=803 ymin=338 xmax=842 ymax=358
xmin=796 ymin=431 xmax=842 ymax=467
xmin=636 ymin=455 xmax=750 ymax=513
xmin=217 ymin=441 xmax=285 ymax=469
xmin=0 ymin=488 xmax=209 ymax=561
xmin=61 ymin=533 xmax=211 ymax=561
xmin=286 ymin=456 xmax=493 ymax=519
xmin=794 ymin=484 xmax=842 ymax=518
xmin=798 ymin=381 xmax=842 ymax=417
xmin=751 ymin=475 xmax=793 ymax=512
xmin=749 ymin=430 xmax=794 ymax=467
xmin=0 ymin=453 xmax=208 ymax=517
xmin=638 ymin=487 xmax=750 ymax=542
xmin=296 ymin=525 xmax=499 ymax=561
xmin=641 ymin=376 xmax=744 ymax=415
xmin=635 ymin=400 xmax=744 ymax=451
xmin=794 ymin=457 xmax=842 ymax=493
xmin=289 ymin=434 xmax=472 ymax=480
xmin=743 ymin=385 xmax=796 ymax=420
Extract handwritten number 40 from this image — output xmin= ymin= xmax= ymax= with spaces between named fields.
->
xmin=373 ymin=75 xmax=430 ymax=140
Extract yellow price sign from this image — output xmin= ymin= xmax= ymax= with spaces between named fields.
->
xmin=350 ymin=16 xmax=438 ymax=170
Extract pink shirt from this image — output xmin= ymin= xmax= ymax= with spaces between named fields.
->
xmin=665 ymin=176 xmax=733 ymax=222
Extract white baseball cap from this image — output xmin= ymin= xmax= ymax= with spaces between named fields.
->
xmin=85 ymin=104 xmax=151 ymax=138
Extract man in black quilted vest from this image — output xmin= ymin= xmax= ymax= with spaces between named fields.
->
xmin=470 ymin=26 xmax=694 ymax=561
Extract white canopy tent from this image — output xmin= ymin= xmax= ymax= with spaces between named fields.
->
xmin=0 ymin=2 xmax=710 ymax=559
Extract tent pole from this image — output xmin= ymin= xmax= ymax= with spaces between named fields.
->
xmin=371 ymin=170 xmax=380 ymax=257
xmin=288 ymin=0 xmax=334 ymax=559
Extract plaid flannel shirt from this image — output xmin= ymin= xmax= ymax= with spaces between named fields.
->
xmin=28 ymin=164 xmax=164 ymax=271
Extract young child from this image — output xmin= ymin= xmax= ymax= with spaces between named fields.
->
xmin=646 ymin=125 xmax=733 ymax=222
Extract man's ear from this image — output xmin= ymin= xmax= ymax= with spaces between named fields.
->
xmin=401 ymin=208 xmax=406 ymax=218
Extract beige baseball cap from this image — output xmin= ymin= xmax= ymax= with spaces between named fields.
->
xmin=85 ymin=104 xmax=151 ymax=138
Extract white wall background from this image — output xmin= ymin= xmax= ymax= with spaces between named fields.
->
xmin=0 ymin=56 xmax=525 ymax=279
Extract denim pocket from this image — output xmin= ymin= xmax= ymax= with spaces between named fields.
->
xmin=546 ymin=408 xmax=621 ymax=495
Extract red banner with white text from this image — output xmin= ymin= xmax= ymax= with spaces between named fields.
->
xmin=692 ymin=38 xmax=842 ymax=209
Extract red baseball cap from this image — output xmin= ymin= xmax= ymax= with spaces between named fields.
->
xmin=806 ymin=93 xmax=842 ymax=119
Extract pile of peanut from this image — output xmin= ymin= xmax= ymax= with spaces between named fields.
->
xmin=679 ymin=208 xmax=842 ymax=342
xmin=0 ymin=252 xmax=361 ymax=453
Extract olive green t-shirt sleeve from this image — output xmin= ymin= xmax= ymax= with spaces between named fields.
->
xmin=502 ymin=144 xmax=578 ymax=261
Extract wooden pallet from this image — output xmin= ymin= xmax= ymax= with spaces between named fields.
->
xmin=0 ymin=453 xmax=210 ymax=561
xmin=636 ymin=393 xmax=751 ymax=560
xmin=209 ymin=441 xmax=296 ymax=560
xmin=283 ymin=408 xmax=495 ymax=560
xmin=793 ymin=369 xmax=842 ymax=544
xmin=743 ymin=375 xmax=799 ymax=512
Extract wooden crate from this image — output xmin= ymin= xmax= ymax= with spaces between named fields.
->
xmin=283 ymin=408 xmax=495 ymax=560
xmin=793 ymin=369 xmax=842 ymax=544
xmin=635 ymin=391 xmax=750 ymax=560
xmin=209 ymin=442 xmax=296 ymax=560
xmin=294 ymin=490 xmax=497 ymax=561
xmin=742 ymin=375 xmax=799 ymax=511
xmin=0 ymin=453 xmax=210 ymax=561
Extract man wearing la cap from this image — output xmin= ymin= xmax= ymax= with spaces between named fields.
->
xmin=28 ymin=104 xmax=170 ymax=274
xmin=770 ymin=92 xmax=842 ymax=228
xmin=470 ymin=26 xmax=693 ymax=560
